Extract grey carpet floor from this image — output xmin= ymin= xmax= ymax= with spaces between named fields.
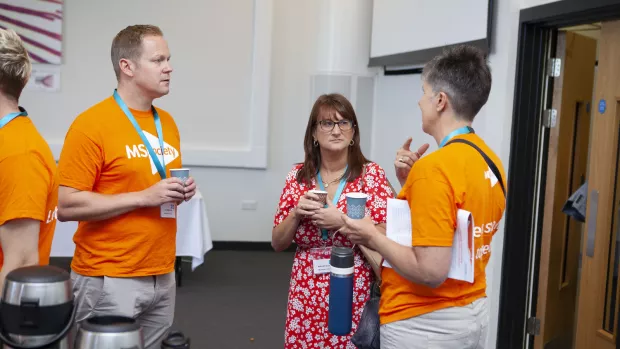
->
xmin=51 ymin=249 xmax=295 ymax=349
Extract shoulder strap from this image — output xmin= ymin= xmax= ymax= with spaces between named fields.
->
xmin=445 ymin=139 xmax=506 ymax=198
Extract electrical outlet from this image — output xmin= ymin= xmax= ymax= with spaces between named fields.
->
xmin=241 ymin=200 xmax=258 ymax=210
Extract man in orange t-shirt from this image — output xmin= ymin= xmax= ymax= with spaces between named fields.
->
xmin=57 ymin=25 xmax=196 ymax=348
xmin=0 ymin=29 xmax=58 ymax=294
xmin=341 ymin=45 xmax=506 ymax=348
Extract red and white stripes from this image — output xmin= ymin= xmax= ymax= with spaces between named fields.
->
xmin=0 ymin=0 xmax=63 ymax=64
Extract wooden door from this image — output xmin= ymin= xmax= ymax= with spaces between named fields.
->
xmin=574 ymin=19 xmax=620 ymax=349
xmin=534 ymin=31 xmax=597 ymax=349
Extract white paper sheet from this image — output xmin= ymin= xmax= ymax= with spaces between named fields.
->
xmin=446 ymin=210 xmax=474 ymax=283
xmin=384 ymin=198 xmax=412 ymax=247
xmin=382 ymin=199 xmax=412 ymax=269
xmin=382 ymin=199 xmax=475 ymax=283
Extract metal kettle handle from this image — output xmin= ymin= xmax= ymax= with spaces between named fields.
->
xmin=162 ymin=331 xmax=190 ymax=348
xmin=0 ymin=303 xmax=77 ymax=349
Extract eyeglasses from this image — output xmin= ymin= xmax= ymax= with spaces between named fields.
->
xmin=317 ymin=120 xmax=354 ymax=132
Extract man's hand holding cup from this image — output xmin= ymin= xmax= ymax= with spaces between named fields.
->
xmin=139 ymin=178 xmax=186 ymax=207
xmin=170 ymin=168 xmax=196 ymax=203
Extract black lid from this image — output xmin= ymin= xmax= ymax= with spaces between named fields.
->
xmin=81 ymin=316 xmax=140 ymax=333
xmin=330 ymin=247 xmax=354 ymax=269
xmin=162 ymin=331 xmax=190 ymax=348
xmin=6 ymin=265 xmax=69 ymax=283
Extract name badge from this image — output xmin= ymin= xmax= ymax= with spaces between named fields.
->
xmin=313 ymin=259 xmax=331 ymax=275
xmin=160 ymin=203 xmax=176 ymax=219
xmin=309 ymin=247 xmax=332 ymax=275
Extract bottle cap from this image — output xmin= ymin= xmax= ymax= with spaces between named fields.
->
xmin=330 ymin=247 xmax=354 ymax=269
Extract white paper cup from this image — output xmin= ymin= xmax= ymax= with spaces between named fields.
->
xmin=170 ymin=168 xmax=190 ymax=184
xmin=346 ymin=192 xmax=368 ymax=219
xmin=309 ymin=189 xmax=328 ymax=205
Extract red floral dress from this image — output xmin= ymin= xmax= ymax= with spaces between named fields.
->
xmin=274 ymin=162 xmax=394 ymax=349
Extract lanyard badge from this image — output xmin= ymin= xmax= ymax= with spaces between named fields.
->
xmin=309 ymin=247 xmax=332 ymax=275
xmin=316 ymin=166 xmax=348 ymax=240
xmin=113 ymin=90 xmax=167 ymax=179
xmin=113 ymin=90 xmax=176 ymax=219
xmin=439 ymin=126 xmax=475 ymax=148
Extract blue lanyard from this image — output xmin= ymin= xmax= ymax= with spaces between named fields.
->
xmin=316 ymin=167 xmax=348 ymax=241
xmin=113 ymin=90 xmax=167 ymax=179
xmin=0 ymin=108 xmax=28 ymax=129
xmin=439 ymin=126 xmax=474 ymax=148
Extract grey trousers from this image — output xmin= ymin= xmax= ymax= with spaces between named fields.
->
xmin=70 ymin=270 xmax=176 ymax=349
xmin=380 ymin=297 xmax=489 ymax=349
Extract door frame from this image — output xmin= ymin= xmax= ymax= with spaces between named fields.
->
xmin=498 ymin=1 xmax=620 ymax=348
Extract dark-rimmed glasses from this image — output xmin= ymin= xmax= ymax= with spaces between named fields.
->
xmin=317 ymin=120 xmax=354 ymax=132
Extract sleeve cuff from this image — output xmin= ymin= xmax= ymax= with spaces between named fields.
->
xmin=412 ymin=237 xmax=454 ymax=247
xmin=59 ymin=178 xmax=92 ymax=192
xmin=0 ymin=211 xmax=45 ymax=226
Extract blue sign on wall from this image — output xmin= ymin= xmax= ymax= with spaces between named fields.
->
xmin=599 ymin=99 xmax=607 ymax=114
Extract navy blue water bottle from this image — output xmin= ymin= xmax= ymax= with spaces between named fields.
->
xmin=328 ymin=246 xmax=355 ymax=335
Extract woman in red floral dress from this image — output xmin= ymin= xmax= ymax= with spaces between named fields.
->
xmin=272 ymin=93 xmax=394 ymax=348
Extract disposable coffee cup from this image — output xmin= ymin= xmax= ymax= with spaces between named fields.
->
xmin=170 ymin=168 xmax=190 ymax=184
xmin=309 ymin=189 xmax=328 ymax=205
xmin=345 ymin=193 xmax=367 ymax=219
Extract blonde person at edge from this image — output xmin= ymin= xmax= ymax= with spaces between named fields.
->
xmin=57 ymin=25 xmax=196 ymax=348
xmin=340 ymin=45 xmax=507 ymax=349
xmin=0 ymin=29 xmax=58 ymax=294
xmin=272 ymin=93 xmax=395 ymax=348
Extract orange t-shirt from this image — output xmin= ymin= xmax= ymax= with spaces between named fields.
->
xmin=379 ymin=133 xmax=506 ymax=324
xmin=0 ymin=115 xmax=58 ymax=269
xmin=58 ymin=96 xmax=182 ymax=277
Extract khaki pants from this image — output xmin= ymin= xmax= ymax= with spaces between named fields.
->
xmin=380 ymin=297 xmax=489 ymax=349
xmin=70 ymin=270 xmax=176 ymax=349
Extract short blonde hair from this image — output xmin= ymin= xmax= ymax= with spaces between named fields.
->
xmin=111 ymin=25 xmax=163 ymax=80
xmin=0 ymin=28 xmax=31 ymax=100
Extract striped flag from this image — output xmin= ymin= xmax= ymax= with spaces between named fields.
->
xmin=0 ymin=0 xmax=63 ymax=64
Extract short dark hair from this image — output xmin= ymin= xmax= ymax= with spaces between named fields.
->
xmin=422 ymin=45 xmax=492 ymax=122
xmin=111 ymin=25 xmax=163 ymax=80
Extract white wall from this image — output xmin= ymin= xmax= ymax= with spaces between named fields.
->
xmin=20 ymin=0 xmax=271 ymax=169
xmin=185 ymin=0 xmax=327 ymax=242
xmin=371 ymin=74 xmax=435 ymax=187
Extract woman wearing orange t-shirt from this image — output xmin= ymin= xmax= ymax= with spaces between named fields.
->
xmin=340 ymin=45 xmax=507 ymax=349
xmin=0 ymin=29 xmax=59 ymax=294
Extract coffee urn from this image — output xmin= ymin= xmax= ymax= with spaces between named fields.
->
xmin=0 ymin=265 xmax=76 ymax=349
xmin=74 ymin=316 xmax=144 ymax=349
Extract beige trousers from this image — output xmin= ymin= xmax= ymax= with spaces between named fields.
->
xmin=380 ymin=297 xmax=489 ymax=349
xmin=70 ymin=270 xmax=176 ymax=349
